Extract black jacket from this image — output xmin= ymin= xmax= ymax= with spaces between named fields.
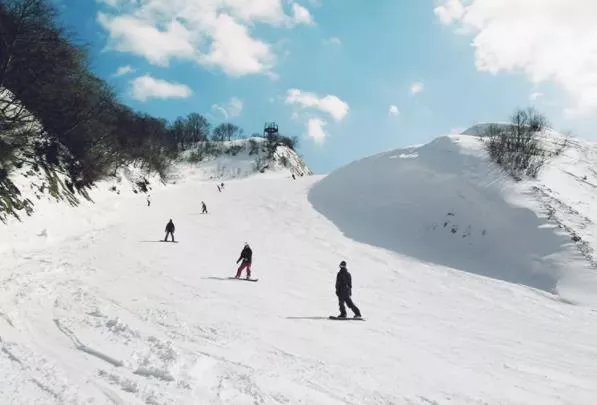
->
xmin=237 ymin=246 xmax=252 ymax=264
xmin=165 ymin=221 xmax=175 ymax=232
xmin=336 ymin=267 xmax=352 ymax=297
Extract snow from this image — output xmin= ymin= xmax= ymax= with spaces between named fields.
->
xmin=309 ymin=133 xmax=597 ymax=305
xmin=1 ymin=131 xmax=597 ymax=404
xmin=175 ymin=138 xmax=311 ymax=181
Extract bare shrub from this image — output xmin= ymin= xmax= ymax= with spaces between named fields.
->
xmin=485 ymin=107 xmax=548 ymax=180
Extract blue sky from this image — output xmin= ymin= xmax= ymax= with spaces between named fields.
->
xmin=55 ymin=0 xmax=597 ymax=173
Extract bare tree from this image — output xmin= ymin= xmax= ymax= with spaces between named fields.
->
xmin=485 ymin=107 xmax=548 ymax=180
xmin=212 ymin=122 xmax=241 ymax=142
xmin=186 ymin=113 xmax=210 ymax=145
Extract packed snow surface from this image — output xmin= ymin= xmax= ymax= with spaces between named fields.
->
xmin=2 ymin=133 xmax=597 ymax=404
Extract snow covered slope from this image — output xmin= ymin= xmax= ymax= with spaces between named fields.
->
xmin=176 ymin=137 xmax=311 ymax=181
xmin=1 ymin=134 xmax=597 ymax=404
xmin=309 ymin=131 xmax=597 ymax=306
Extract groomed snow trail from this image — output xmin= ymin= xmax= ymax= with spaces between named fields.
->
xmin=1 ymin=173 xmax=597 ymax=404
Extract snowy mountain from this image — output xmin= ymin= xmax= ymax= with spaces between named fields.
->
xmin=1 ymin=128 xmax=597 ymax=404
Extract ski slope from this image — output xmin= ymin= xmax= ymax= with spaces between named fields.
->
xmin=1 ymin=135 xmax=597 ymax=404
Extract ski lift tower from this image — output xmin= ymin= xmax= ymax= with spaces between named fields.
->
xmin=264 ymin=122 xmax=279 ymax=141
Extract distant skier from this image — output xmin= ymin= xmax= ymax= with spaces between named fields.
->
xmin=201 ymin=201 xmax=208 ymax=214
xmin=164 ymin=219 xmax=175 ymax=242
xmin=221 ymin=182 xmax=225 ymax=190
xmin=292 ymin=174 xmax=296 ymax=180
xmin=335 ymin=261 xmax=361 ymax=318
xmin=235 ymin=243 xmax=252 ymax=279
xmin=147 ymin=195 xmax=151 ymax=207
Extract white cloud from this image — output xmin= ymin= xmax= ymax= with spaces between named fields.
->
xmin=290 ymin=3 xmax=314 ymax=26
xmin=324 ymin=37 xmax=342 ymax=46
xmin=434 ymin=0 xmax=465 ymax=25
xmin=130 ymin=75 xmax=193 ymax=102
xmin=98 ymin=13 xmax=195 ymax=67
xmin=410 ymin=82 xmax=424 ymax=95
xmin=285 ymin=89 xmax=349 ymax=121
xmin=113 ymin=65 xmax=135 ymax=77
xmin=434 ymin=0 xmax=597 ymax=117
xmin=306 ymin=118 xmax=328 ymax=143
xmin=212 ymin=97 xmax=244 ymax=119
xmin=96 ymin=0 xmax=315 ymax=77
xmin=388 ymin=105 xmax=400 ymax=116
xmin=199 ymin=14 xmax=274 ymax=76
xmin=530 ymin=92 xmax=544 ymax=101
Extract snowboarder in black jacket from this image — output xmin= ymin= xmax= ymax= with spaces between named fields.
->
xmin=335 ymin=260 xmax=361 ymax=318
xmin=201 ymin=201 xmax=208 ymax=214
xmin=164 ymin=219 xmax=175 ymax=242
xmin=235 ymin=243 xmax=252 ymax=279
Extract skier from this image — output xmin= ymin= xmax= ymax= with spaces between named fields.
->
xmin=292 ymin=174 xmax=296 ymax=180
xmin=147 ymin=195 xmax=151 ymax=207
xmin=335 ymin=260 xmax=361 ymax=318
xmin=164 ymin=219 xmax=175 ymax=242
xmin=201 ymin=201 xmax=208 ymax=214
xmin=221 ymin=182 xmax=225 ymax=190
xmin=235 ymin=243 xmax=252 ymax=279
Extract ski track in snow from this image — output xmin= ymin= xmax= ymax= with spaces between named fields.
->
xmin=1 ymin=141 xmax=597 ymax=403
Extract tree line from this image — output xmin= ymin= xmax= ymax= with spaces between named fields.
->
xmin=0 ymin=0 xmax=297 ymax=221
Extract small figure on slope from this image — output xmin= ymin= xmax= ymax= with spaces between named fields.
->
xmin=164 ymin=219 xmax=175 ymax=242
xmin=235 ymin=243 xmax=252 ymax=279
xmin=147 ymin=195 xmax=151 ymax=207
xmin=221 ymin=182 xmax=225 ymax=190
xmin=335 ymin=260 xmax=361 ymax=318
xmin=201 ymin=201 xmax=208 ymax=214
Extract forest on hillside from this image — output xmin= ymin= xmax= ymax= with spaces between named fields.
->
xmin=0 ymin=0 xmax=297 ymax=221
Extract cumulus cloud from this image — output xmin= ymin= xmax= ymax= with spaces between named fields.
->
xmin=212 ymin=97 xmax=244 ymax=119
xmin=285 ymin=89 xmax=349 ymax=121
xmin=306 ymin=118 xmax=328 ymax=143
xmin=388 ymin=105 xmax=400 ymax=116
xmin=410 ymin=82 xmax=424 ymax=95
xmin=130 ymin=75 xmax=192 ymax=101
xmin=434 ymin=0 xmax=465 ymax=25
xmin=434 ymin=0 xmax=597 ymax=116
xmin=96 ymin=0 xmax=314 ymax=77
xmin=113 ymin=65 xmax=135 ymax=77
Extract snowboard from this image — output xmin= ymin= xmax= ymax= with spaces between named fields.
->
xmin=329 ymin=316 xmax=365 ymax=321
xmin=228 ymin=277 xmax=259 ymax=282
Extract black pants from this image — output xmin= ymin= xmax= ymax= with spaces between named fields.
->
xmin=164 ymin=231 xmax=175 ymax=242
xmin=338 ymin=296 xmax=361 ymax=317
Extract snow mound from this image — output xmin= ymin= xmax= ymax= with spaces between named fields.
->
xmin=309 ymin=133 xmax=597 ymax=305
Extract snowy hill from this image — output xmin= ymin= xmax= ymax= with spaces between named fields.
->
xmin=175 ymin=137 xmax=312 ymax=181
xmin=1 ymin=130 xmax=597 ymax=404
xmin=309 ymin=130 xmax=597 ymax=305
